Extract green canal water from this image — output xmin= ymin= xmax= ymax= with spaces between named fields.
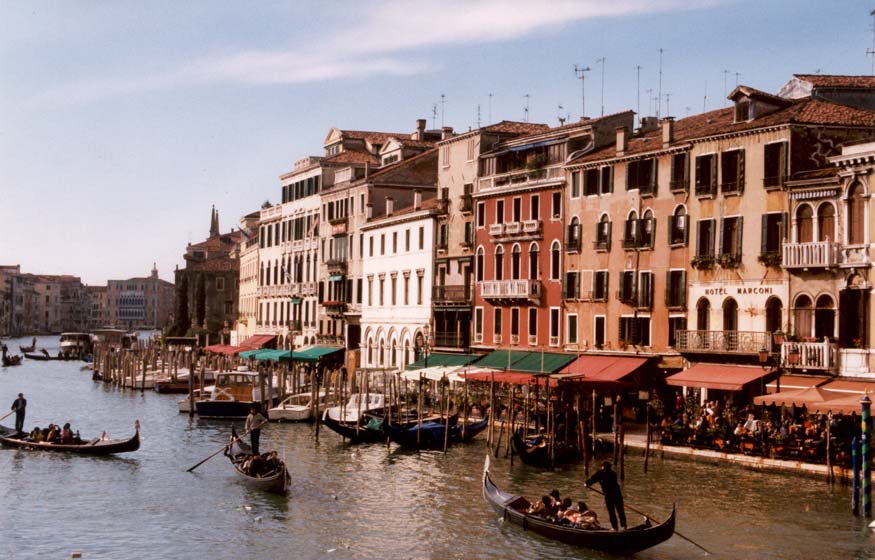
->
xmin=0 ymin=335 xmax=872 ymax=559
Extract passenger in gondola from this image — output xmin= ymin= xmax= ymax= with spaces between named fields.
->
xmin=60 ymin=423 xmax=74 ymax=444
xmin=45 ymin=424 xmax=60 ymax=443
xmin=575 ymin=501 xmax=601 ymax=529
xmin=586 ymin=461 xmax=627 ymax=531
xmin=557 ymin=498 xmax=575 ymax=525
xmin=528 ymin=495 xmax=550 ymax=516
xmin=28 ymin=426 xmax=44 ymax=442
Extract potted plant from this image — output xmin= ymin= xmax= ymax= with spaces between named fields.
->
xmin=757 ymin=251 xmax=782 ymax=267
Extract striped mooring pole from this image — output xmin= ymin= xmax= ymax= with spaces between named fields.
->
xmin=863 ymin=395 xmax=871 ymax=518
xmin=853 ymin=436 xmax=860 ymax=516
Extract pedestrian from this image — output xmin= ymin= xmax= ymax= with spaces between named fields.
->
xmin=245 ymin=404 xmax=267 ymax=455
xmin=585 ymin=461 xmax=627 ymax=531
xmin=11 ymin=393 xmax=26 ymax=434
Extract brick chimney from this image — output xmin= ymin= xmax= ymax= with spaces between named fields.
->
xmin=413 ymin=189 xmax=422 ymax=210
xmin=441 ymin=126 xmax=454 ymax=140
xmin=661 ymin=117 xmax=675 ymax=148
xmin=415 ymin=119 xmax=427 ymax=140
xmin=616 ymin=126 xmax=627 ymax=156
xmin=386 ymin=196 xmax=394 ymax=216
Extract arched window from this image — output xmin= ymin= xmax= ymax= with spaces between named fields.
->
xmin=765 ymin=296 xmax=783 ymax=346
xmin=696 ymin=297 xmax=710 ymax=330
xmin=817 ymin=203 xmax=835 ymax=242
xmin=796 ymin=204 xmax=814 ymax=243
xmin=793 ymin=295 xmax=813 ymax=338
xmin=641 ymin=209 xmax=655 ymax=247
xmin=568 ymin=217 xmax=581 ymax=250
xmin=848 ymin=182 xmax=866 ymax=245
xmin=403 ymin=340 xmax=410 ymax=368
xmin=670 ymin=205 xmax=688 ymax=245
xmin=511 ymin=244 xmax=521 ymax=280
xmin=367 ymin=337 xmax=373 ymax=365
xmin=494 ymin=246 xmax=504 ymax=281
xmin=390 ymin=340 xmax=397 ymax=367
xmin=623 ymin=210 xmax=639 ymax=247
xmin=723 ymin=298 xmax=738 ymax=331
xmin=379 ymin=339 xmax=385 ymax=366
xmin=815 ymin=295 xmax=835 ymax=340
xmin=528 ymin=243 xmax=539 ymax=279
xmin=550 ymin=241 xmax=561 ymax=280
xmin=476 ymin=247 xmax=485 ymax=282
xmin=597 ymin=214 xmax=612 ymax=250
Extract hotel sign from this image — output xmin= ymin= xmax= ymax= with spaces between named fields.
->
xmin=703 ymin=286 xmax=775 ymax=296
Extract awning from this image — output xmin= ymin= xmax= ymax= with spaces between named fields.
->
xmin=291 ymin=346 xmax=344 ymax=363
xmin=510 ymin=352 xmax=576 ymax=374
xmin=553 ymin=355 xmax=648 ymax=383
xmin=666 ymin=363 xmax=770 ymax=391
xmin=203 ymin=344 xmax=241 ymax=355
xmin=400 ymin=366 xmax=466 ymax=382
xmin=820 ymin=378 xmax=875 ymax=396
xmin=472 ymin=350 xmax=519 ymax=370
xmin=755 ymin=386 xmax=863 ymax=415
xmin=239 ymin=335 xmax=276 ymax=350
xmin=240 ymin=348 xmax=289 ymax=361
xmin=460 ymin=369 xmax=557 ymax=387
xmin=328 ymin=274 xmax=344 ymax=282
xmin=508 ymin=138 xmax=565 ymax=152
xmin=765 ymin=375 xmax=830 ymax=394
xmin=405 ymin=352 xmax=480 ymax=370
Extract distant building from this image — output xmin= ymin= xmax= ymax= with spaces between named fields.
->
xmin=30 ymin=274 xmax=86 ymax=333
xmin=86 ymin=285 xmax=109 ymax=330
xmin=105 ymin=264 xmax=175 ymax=330
xmin=234 ymin=211 xmax=261 ymax=343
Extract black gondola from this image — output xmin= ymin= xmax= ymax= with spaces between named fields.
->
xmin=321 ymin=411 xmax=388 ymax=444
xmin=226 ymin=428 xmax=289 ymax=493
xmin=0 ymin=422 xmax=140 ymax=456
xmin=511 ymin=430 xmax=584 ymax=468
xmin=482 ymin=456 xmax=675 ymax=555
xmin=383 ymin=416 xmax=489 ymax=449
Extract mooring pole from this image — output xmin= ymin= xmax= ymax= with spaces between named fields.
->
xmin=863 ymin=396 xmax=871 ymax=517
xmin=853 ymin=435 xmax=861 ymax=516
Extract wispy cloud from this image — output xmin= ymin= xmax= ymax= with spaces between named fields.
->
xmin=29 ymin=0 xmax=720 ymax=108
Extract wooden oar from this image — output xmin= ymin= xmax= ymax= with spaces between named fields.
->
xmin=0 ymin=408 xmax=19 ymax=423
xmin=585 ymin=485 xmax=710 ymax=555
xmin=186 ymin=421 xmax=265 ymax=472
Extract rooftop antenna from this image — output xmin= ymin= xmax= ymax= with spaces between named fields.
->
xmin=685 ymin=106 xmax=692 ymax=118
xmin=440 ymin=93 xmax=446 ymax=128
xmin=868 ymin=8 xmax=875 ymax=74
xmin=573 ymin=64 xmax=591 ymax=118
xmin=734 ymin=72 xmax=741 ymax=87
xmin=656 ymin=48 xmax=664 ymax=119
xmin=703 ymin=80 xmax=708 ymax=112
xmin=664 ymin=93 xmax=672 ymax=117
xmin=488 ymin=93 xmax=494 ymax=124
xmin=635 ymin=65 xmax=642 ymax=128
xmin=597 ymin=57 xmax=606 ymax=117
xmin=646 ymin=88 xmax=654 ymax=116
xmin=476 ymin=103 xmax=482 ymax=129
xmin=557 ymin=103 xmax=566 ymax=125
xmin=431 ymin=103 xmax=438 ymax=129
xmin=722 ymin=69 xmax=730 ymax=106
xmin=523 ymin=94 xmax=531 ymax=122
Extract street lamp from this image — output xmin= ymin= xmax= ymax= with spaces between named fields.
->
xmin=422 ymin=324 xmax=431 ymax=369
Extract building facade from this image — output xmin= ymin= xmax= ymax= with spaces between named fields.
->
xmin=106 ymin=264 xmax=175 ymax=331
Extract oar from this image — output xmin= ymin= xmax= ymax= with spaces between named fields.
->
xmin=0 ymin=408 xmax=19 ymax=423
xmin=186 ymin=422 xmax=265 ymax=472
xmin=585 ymin=485 xmax=711 ymax=555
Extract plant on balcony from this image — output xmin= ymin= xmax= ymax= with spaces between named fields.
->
xmin=525 ymin=153 xmax=547 ymax=170
xmin=690 ymin=255 xmax=715 ymax=270
xmin=717 ymin=253 xmax=741 ymax=269
xmin=852 ymin=337 xmax=864 ymax=349
xmin=757 ymin=251 xmax=782 ymax=268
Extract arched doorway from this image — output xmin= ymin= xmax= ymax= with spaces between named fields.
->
xmin=793 ymin=295 xmax=812 ymax=338
xmin=723 ymin=298 xmax=738 ymax=350
xmin=840 ymin=273 xmax=869 ymax=348
xmin=765 ymin=296 xmax=783 ymax=346
xmin=814 ymin=295 xmax=835 ymax=340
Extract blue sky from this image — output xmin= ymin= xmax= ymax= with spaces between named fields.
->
xmin=1 ymin=0 xmax=873 ymax=285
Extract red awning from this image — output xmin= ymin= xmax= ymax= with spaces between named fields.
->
xmin=765 ymin=374 xmax=830 ymax=394
xmin=666 ymin=363 xmax=770 ymax=391
xmin=820 ymin=378 xmax=875 ymax=396
xmin=461 ymin=369 xmax=557 ymax=387
xmin=238 ymin=335 xmax=276 ymax=350
xmin=203 ymin=344 xmax=242 ymax=356
xmin=552 ymin=355 xmax=648 ymax=383
xmin=755 ymin=386 xmax=864 ymax=415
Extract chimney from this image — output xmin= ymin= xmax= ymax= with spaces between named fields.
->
xmin=366 ymin=203 xmax=373 ymax=219
xmin=416 ymin=119 xmax=427 ymax=140
xmin=615 ymin=126 xmax=627 ymax=156
xmin=661 ymin=117 xmax=675 ymax=148
xmin=365 ymin=162 xmax=370 ymax=178
xmin=441 ymin=126 xmax=454 ymax=140
xmin=386 ymin=197 xmax=394 ymax=216
xmin=413 ymin=189 xmax=422 ymax=210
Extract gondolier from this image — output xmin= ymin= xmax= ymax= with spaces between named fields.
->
xmin=245 ymin=404 xmax=266 ymax=455
xmin=586 ymin=461 xmax=627 ymax=531
xmin=11 ymin=393 xmax=26 ymax=433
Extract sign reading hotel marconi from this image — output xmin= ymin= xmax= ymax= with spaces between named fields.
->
xmin=702 ymin=286 xmax=775 ymax=296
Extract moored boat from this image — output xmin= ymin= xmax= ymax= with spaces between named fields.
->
xmin=482 ymin=456 xmax=675 ymax=555
xmin=0 ymin=421 xmax=140 ymax=456
xmin=195 ymin=372 xmax=278 ymax=419
xmin=384 ymin=415 xmax=488 ymax=449
xmin=511 ymin=430 xmax=583 ymax=468
xmin=59 ymin=332 xmax=93 ymax=359
xmin=226 ymin=428 xmax=289 ymax=493
xmin=19 ymin=337 xmax=37 ymax=353
xmin=321 ymin=393 xmax=389 ymax=443
xmin=268 ymin=390 xmax=332 ymax=422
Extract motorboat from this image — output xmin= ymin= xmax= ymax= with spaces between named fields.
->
xmin=59 ymin=332 xmax=93 ymax=359
xmin=268 ymin=390 xmax=332 ymax=422
xmin=194 ymin=372 xmax=278 ymax=419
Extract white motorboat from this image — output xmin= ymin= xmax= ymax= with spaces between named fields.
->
xmin=178 ymin=387 xmax=213 ymax=413
xmin=323 ymin=392 xmax=386 ymax=423
xmin=268 ymin=390 xmax=333 ymax=422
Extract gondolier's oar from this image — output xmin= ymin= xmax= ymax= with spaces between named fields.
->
xmin=585 ymin=485 xmax=710 ymax=555
xmin=186 ymin=422 xmax=265 ymax=472
xmin=0 ymin=407 xmax=19 ymax=423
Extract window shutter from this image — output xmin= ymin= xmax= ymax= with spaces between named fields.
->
xmin=648 ymin=218 xmax=656 ymax=248
xmin=606 ymin=222 xmax=612 ymax=250
xmin=650 ymin=159 xmax=658 ymax=194
xmin=684 ymin=217 xmax=690 ymax=246
xmin=664 ymin=273 xmax=671 ymax=307
xmin=737 ymin=150 xmax=745 ymax=192
xmin=667 ymin=216 xmax=675 ymax=244
xmin=735 ymin=217 xmax=744 ymax=258
xmin=680 ymin=270 xmax=687 ymax=307
xmin=760 ymin=214 xmax=769 ymax=254
xmin=684 ymin=154 xmax=690 ymax=184
xmin=781 ymin=212 xmax=788 ymax=241
xmin=604 ymin=166 xmax=613 ymax=193
xmin=695 ymin=156 xmax=703 ymax=188
xmin=626 ymin=162 xmax=633 ymax=191
xmin=710 ymin=155 xmax=718 ymax=193
xmin=719 ymin=218 xmax=726 ymax=255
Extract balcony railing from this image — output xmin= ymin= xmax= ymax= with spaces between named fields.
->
xmin=477 ymin=165 xmax=565 ymax=192
xmin=522 ymin=220 xmax=541 ymax=233
xmin=510 ymin=334 xmax=520 ymax=345
xmin=330 ymin=216 xmax=348 ymax=236
xmin=670 ymin=179 xmax=689 ymax=193
xmin=432 ymin=285 xmax=471 ymax=305
xmin=493 ymin=334 xmax=502 ymax=344
xmin=326 ymin=259 xmax=347 ymax=274
xmin=528 ymin=335 xmax=538 ymax=346
xmin=473 ymin=332 xmax=484 ymax=344
xmin=505 ymin=222 xmax=521 ymax=235
xmin=489 ymin=223 xmax=505 ymax=236
xmin=674 ymin=330 xmax=772 ymax=354
xmin=489 ymin=220 xmax=542 ymax=239
xmin=782 ymin=241 xmax=840 ymax=269
xmin=780 ymin=339 xmax=837 ymax=371
xmin=479 ymin=279 xmax=541 ymax=302
xmin=322 ymin=301 xmax=347 ymax=317
xmin=434 ymin=332 xmax=468 ymax=349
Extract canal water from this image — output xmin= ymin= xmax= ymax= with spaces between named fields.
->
xmin=0 ymin=335 xmax=872 ymax=559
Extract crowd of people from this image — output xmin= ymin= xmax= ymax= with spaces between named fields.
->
xmin=237 ymin=451 xmax=284 ymax=478
xmin=527 ymin=489 xmax=602 ymax=529
xmin=25 ymin=422 xmax=82 ymax=445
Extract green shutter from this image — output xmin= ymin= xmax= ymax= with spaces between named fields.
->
xmin=761 ymin=214 xmax=769 ymax=254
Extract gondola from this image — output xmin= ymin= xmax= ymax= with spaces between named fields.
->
xmin=1 ymin=345 xmax=22 ymax=367
xmin=511 ymin=430 xmax=583 ymax=468
xmin=482 ymin=456 xmax=675 ymax=555
xmin=0 ymin=421 xmax=140 ymax=456
xmin=383 ymin=415 xmax=489 ymax=449
xmin=226 ymin=428 xmax=289 ymax=493
xmin=19 ymin=338 xmax=37 ymax=353
xmin=321 ymin=410 xmax=388 ymax=444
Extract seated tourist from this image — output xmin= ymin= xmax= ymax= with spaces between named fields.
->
xmin=45 ymin=424 xmax=60 ymax=443
xmin=528 ymin=495 xmax=550 ymax=516
xmin=28 ymin=426 xmax=44 ymax=442
xmin=575 ymin=501 xmax=601 ymax=529
xmin=60 ymin=423 xmax=74 ymax=444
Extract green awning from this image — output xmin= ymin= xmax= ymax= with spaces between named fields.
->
xmin=241 ymin=348 xmax=290 ymax=362
xmin=471 ymin=350 xmax=519 ymax=370
xmin=291 ymin=346 xmax=344 ymax=363
xmin=405 ymin=352 xmax=481 ymax=370
xmin=239 ymin=349 xmax=263 ymax=359
xmin=510 ymin=352 xmax=576 ymax=374
xmin=328 ymin=274 xmax=344 ymax=282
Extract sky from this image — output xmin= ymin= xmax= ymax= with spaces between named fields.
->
xmin=1 ymin=0 xmax=874 ymax=285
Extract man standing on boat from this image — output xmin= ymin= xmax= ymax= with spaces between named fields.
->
xmin=585 ymin=461 xmax=627 ymax=531
xmin=245 ymin=404 xmax=266 ymax=455
xmin=10 ymin=393 xmax=26 ymax=434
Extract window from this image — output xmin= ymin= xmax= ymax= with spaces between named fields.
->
xmin=623 ymin=211 xmax=639 ymax=249
xmin=441 ymin=145 xmax=450 ymax=167
xmin=620 ymin=316 xmax=651 ymax=346
xmin=670 ymin=153 xmax=689 ymax=192
xmin=511 ymin=244 xmax=521 ymax=279
xmin=494 ymin=246 xmax=504 ymax=280
xmin=669 ymin=207 xmax=688 ymax=246
xmin=720 ymin=149 xmax=745 ymax=194
xmin=530 ymin=195 xmax=540 ymax=220
xmin=477 ymin=202 xmax=486 ymax=227
xmin=723 ymin=298 xmax=738 ymax=333
xmin=528 ymin=243 xmax=539 ymax=279
xmin=379 ymin=278 xmax=385 ymax=306
xmin=760 ymin=213 xmax=787 ymax=254
xmin=696 ymin=298 xmax=710 ymax=330
xmin=595 ymin=216 xmax=612 ymax=251
xmin=563 ymin=271 xmax=579 ymax=300
xmin=216 ymin=277 xmax=225 ymax=291
xmin=567 ymin=314 xmax=578 ymax=345
xmin=696 ymin=219 xmax=716 ymax=258
xmin=796 ymin=204 xmax=814 ymax=243
xmin=549 ymin=308 xmax=560 ymax=346
xmin=619 ymin=270 xmax=636 ymax=304
xmin=566 ymin=217 xmax=581 ymax=251
xmin=665 ymin=270 xmax=687 ymax=309
xmin=695 ymin=154 xmax=717 ymax=196
xmin=594 ymin=316 xmax=606 ymax=347
xmin=600 ymin=166 xmax=613 ymax=194
xmin=357 ymin=278 xmax=362 ymax=304
xmin=848 ymin=182 xmax=866 ymax=245
xmin=512 ymin=197 xmax=522 ymax=222
xmin=627 ymin=158 xmax=657 ymax=194
xmin=638 ymin=271 xmax=653 ymax=309
xmin=550 ymin=241 xmax=561 ymax=280
xmin=393 ymin=232 xmax=398 ymax=253
xmin=419 ymin=226 xmax=425 ymax=250
xmin=551 ymin=192 xmax=561 ymax=219
xmin=494 ymin=308 xmax=502 ymax=340
xmin=496 ymin=200 xmax=505 ymax=224
xmin=735 ymin=99 xmax=751 ymax=122
xmin=818 ymin=203 xmax=836 ymax=242
xmin=764 ymin=142 xmax=788 ymax=189
xmin=404 ymin=276 xmax=409 ymax=305
xmin=476 ymin=247 xmax=485 ymax=281
xmin=593 ymin=271 xmax=609 ymax=301
xmin=719 ymin=216 xmax=743 ymax=264
xmin=668 ymin=317 xmax=687 ymax=347
xmin=467 ymin=139 xmax=475 ymax=161
xmin=463 ymin=221 xmax=474 ymax=247
xmin=474 ymin=307 xmax=484 ymax=342
xmin=528 ymin=308 xmax=537 ymax=342
xmin=510 ymin=308 xmax=520 ymax=341
xmin=417 ymin=275 xmax=423 ymax=305
xmin=571 ymin=171 xmax=581 ymax=198
xmin=405 ymin=229 xmax=411 ymax=251
xmin=391 ymin=276 xmax=397 ymax=305
xmin=584 ymin=167 xmax=600 ymax=196
xmin=437 ymin=224 xmax=448 ymax=250
xmin=380 ymin=234 xmax=385 ymax=255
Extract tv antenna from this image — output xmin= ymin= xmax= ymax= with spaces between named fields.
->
xmin=734 ymin=72 xmax=741 ymax=87
xmin=431 ymin=103 xmax=438 ymax=129
xmin=634 ymin=65 xmax=642 ymax=128
xmin=685 ymin=106 xmax=692 ymax=118
xmin=656 ymin=48 xmax=664 ymax=119
xmin=440 ymin=93 xmax=447 ymax=128
xmin=476 ymin=103 xmax=482 ymax=129
xmin=523 ymin=94 xmax=531 ymax=122
xmin=596 ymin=57 xmax=606 ymax=117
xmin=868 ymin=8 xmax=875 ymax=74
xmin=703 ymin=80 xmax=708 ymax=112
xmin=573 ymin=64 xmax=591 ymax=118
xmin=664 ymin=93 xmax=672 ymax=118
xmin=488 ymin=93 xmax=494 ymax=124
xmin=557 ymin=103 xmax=566 ymax=125
xmin=722 ymin=69 xmax=731 ymax=106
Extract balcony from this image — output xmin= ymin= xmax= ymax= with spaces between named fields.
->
xmin=432 ymin=285 xmax=472 ymax=306
xmin=528 ymin=335 xmax=538 ymax=346
xmin=479 ymin=279 xmax=541 ymax=303
xmin=550 ymin=335 xmax=560 ymax=347
xmin=522 ymin=220 xmax=541 ymax=234
xmin=326 ymin=258 xmax=347 ymax=275
xmin=670 ymin=179 xmax=689 ymax=193
xmin=504 ymin=222 xmax=521 ymax=235
xmin=489 ymin=223 xmax=505 ymax=236
xmin=780 ymin=339 xmax=837 ymax=371
xmin=675 ymin=330 xmax=772 ymax=354
xmin=782 ymin=241 xmax=840 ymax=269
xmin=460 ymin=194 xmax=474 ymax=213
xmin=322 ymin=300 xmax=347 ymax=317
xmin=434 ymin=332 xmax=468 ymax=349
xmin=489 ymin=220 xmax=542 ymax=239
xmin=329 ymin=216 xmax=348 ymax=236
xmin=477 ymin=165 xmax=565 ymax=192
xmin=473 ymin=332 xmax=484 ymax=344
xmin=510 ymin=334 xmax=520 ymax=345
